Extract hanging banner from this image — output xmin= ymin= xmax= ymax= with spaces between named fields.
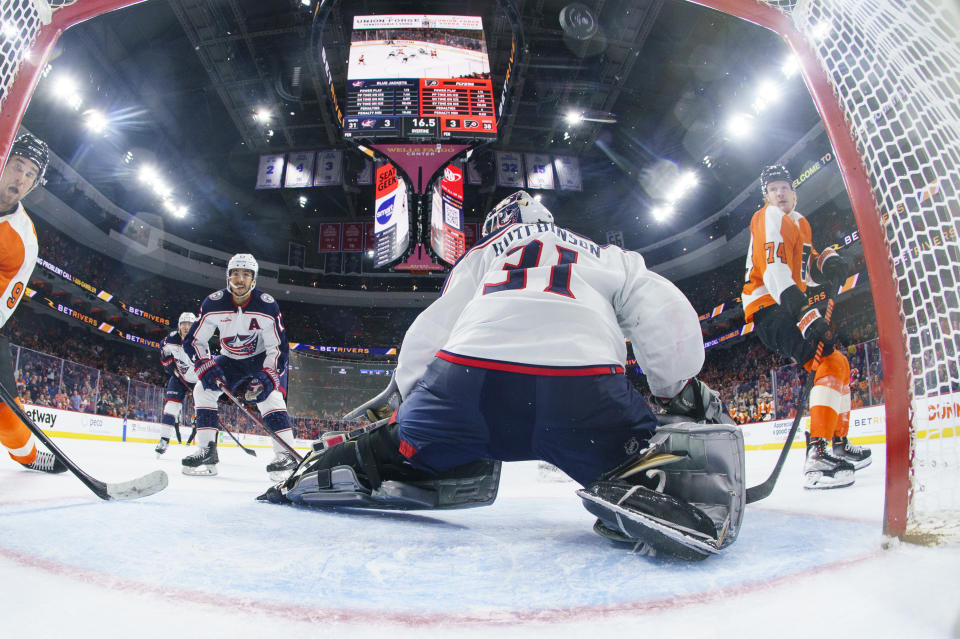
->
xmin=363 ymin=221 xmax=376 ymax=251
xmin=342 ymin=222 xmax=364 ymax=252
xmin=373 ymin=163 xmax=410 ymax=267
xmin=430 ymin=163 xmax=465 ymax=265
xmin=525 ymin=153 xmax=555 ymax=190
xmin=606 ymin=230 xmax=624 ymax=248
xmin=314 ymin=150 xmax=343 ymax=186
xmin=464 ymin=222 xmax=478 ymax=248
xmin=317 ymin=223 xmax=342 ymax=252
xmin=554 ymin=155 xmax=583 ymax=191
xmin=466 ymin=159 xmax=483 ymax=185
xmin=496 ymin=151 xmax=525 ymax=188
xmin=284 ymin=151 xmax=316 ymax=188
xmin=356 ymin=158 xmax=374 ymax=186
xmin=255 ymin=154 xmax=285 ymax=189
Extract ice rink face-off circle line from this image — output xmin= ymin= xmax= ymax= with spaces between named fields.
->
xmin=0 ymin=532 xmax=883 ymax=627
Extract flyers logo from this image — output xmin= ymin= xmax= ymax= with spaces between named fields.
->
xmin=425 ymin=79 xmax=438 ymax=86
xmin=443 ymin=167 xmax=461 ymax=182
xmin=464 ymin=120 xmax=479 ymax=128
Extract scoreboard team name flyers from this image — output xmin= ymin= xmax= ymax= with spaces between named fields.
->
xmin=344 ymin=14 xmax=497 ymax=141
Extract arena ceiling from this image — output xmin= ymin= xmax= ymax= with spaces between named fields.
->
xmin=20 ymin=0 xmax=842 ymax=274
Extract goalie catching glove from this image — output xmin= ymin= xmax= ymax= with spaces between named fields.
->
xmin=342 ymin=376 xmax=401 ymax=423
xmin=653 ymin=378 xmax=732 ymax=424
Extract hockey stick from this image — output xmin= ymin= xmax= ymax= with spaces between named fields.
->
xmin=0 ymin=382 xmax=168 ymax=500
xmin=217 ymin=381 xmax=302 ymax=461
xmin=746 ymin=297 xmax=835 ymax=503
xmin=218 ymin=422 xmax=257 ymax=457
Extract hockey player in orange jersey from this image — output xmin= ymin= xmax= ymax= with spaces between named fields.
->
xmin=0 ymin=133 xmax=66 ymax=473
xmin=742 ymin=165 xmax=870 ymax=489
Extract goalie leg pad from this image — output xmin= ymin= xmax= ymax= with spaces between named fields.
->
xmin=578 ymin=480 xmax=719 ymax=560
xmin=256 ymin=421 xmax=502 ymax=510
xmin=274 ymin=460 xmax=501 ymax=510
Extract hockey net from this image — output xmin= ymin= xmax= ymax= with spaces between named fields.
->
xmin=2 ymin=0 xmax=958 ymax=541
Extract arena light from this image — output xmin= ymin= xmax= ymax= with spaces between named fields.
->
xmin=51 ymin=74 xmax=83 ymax=110
xmin=752 ymin=79 xmax=781 ymax=112
xmin=781 ymin=54 xmax=800 ymax=78
xmin=254 ymin=107 xmax=272 ymax=123
xmin=565 ymin=111 xmax=584 ymax=125
xmin=651 ymin=206 xmax=673 ymax=223
xmin=84 ymin=109 xmax=109 ymax=133
xmin=725 ymin=113 xmax=754 ymax=139
xmin=138 ymin=164 xmax=160 ymax=184
xmin=665 ymin=170 xmax=698 ymax=203
xmin=298 ymin=195 xmax=308 ymax=207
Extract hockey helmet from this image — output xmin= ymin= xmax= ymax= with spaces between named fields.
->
xmin=226 ymin=253 xmax=258 ymax=294
xmin=178 ymin=312 xmax=198 ymax=325
xmin=759 ymin=165 xmax=793 ymax=196
xmin=482 ymin=190 xmax=554 ymax=236
xmin=9 ymin=133 xmax=49 ymax=186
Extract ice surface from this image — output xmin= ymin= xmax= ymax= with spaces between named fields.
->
xmin=1 ymin=439 xmax=958 ymax=638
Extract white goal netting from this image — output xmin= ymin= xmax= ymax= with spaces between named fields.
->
xmin=1 ymin=0 xmax=957 ymax=540
xmin=749 ymin=0 xmax=960 ymax=540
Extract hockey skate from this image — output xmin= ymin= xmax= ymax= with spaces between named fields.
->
xmin=265 ymin=452 xmax=297 ymax=482
xmin=155 ymin=437 xmax=169 ymax=459
xmin=832 ymin=436 xmax=872 ymax=470
xmin=181 ymin=442 xmax=218 ymax=476
xmin=804 ymin=437 xmax=854 ymax=489
xmin=21 ymin=450 xmax=67 ymax=474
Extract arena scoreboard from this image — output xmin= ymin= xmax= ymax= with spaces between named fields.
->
xmin=344 ymin=15 xmax=497 ymax=141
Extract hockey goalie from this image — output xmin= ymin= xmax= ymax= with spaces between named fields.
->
xmin=258 ymin=191 xmax=745 ymax=560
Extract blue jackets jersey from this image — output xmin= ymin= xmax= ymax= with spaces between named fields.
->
xmin=160 ymin=331 xmax=200 ymax=385
xmin=183 ymin=287 xmax=288 ymax=378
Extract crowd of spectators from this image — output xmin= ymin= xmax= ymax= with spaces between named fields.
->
xmin=11 ymin=212 xmax=893 ymax=435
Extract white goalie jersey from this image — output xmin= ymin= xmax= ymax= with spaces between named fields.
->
xmin=395 ymin=222 xmax=704 ymax=399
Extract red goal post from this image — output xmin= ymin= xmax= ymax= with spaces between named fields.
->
xmin=2 ymin=0 xmax=957 ymax=541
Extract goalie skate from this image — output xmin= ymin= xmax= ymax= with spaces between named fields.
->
xmin=181 ymin=442 xmax=218 ymax=476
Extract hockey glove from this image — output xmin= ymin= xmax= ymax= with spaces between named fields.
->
xmin=796 ymin=306 xmax=832 ymax=346
xmin=653 ymin=378 xmax=730 ymax=424
xmin=817 ymin=247 xmax=850 ymax=292
xmin=194 ymin=357 xmax=226 ymax=392
xmin=244 ymin=368 xmax=279 ymax=403
xmin=343 ymin=377 xmax=401 ymax=423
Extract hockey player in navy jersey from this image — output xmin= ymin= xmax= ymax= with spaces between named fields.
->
xmin=154 ymin=311 xmax=199 ymax=457
xmin=260 ymin=192 xmax=745 ymax=559
xmin=182 ymin=253 xmax=295 ymax=479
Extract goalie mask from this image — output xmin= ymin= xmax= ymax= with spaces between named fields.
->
xmin=759 ymin=165 xmax=793 ymax=197
xmin=482 ymin=190 xmax=554 ymax=236
xmin=226 ymin=253 xmax=258 ymax=295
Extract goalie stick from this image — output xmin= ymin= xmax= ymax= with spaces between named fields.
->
xmin=217 ymin=381 xmax=302 ymax=462
xmin=0 ymin=382 xmax=168 ymax=501
xmin=745 ymin=296 xmax=834 ymax=503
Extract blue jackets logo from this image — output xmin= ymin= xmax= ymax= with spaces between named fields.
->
xmin=222 ymin=333 xmax=259 ymax=357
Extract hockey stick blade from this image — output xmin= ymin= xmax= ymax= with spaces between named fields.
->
xmin=745 ymin=297 xmax=835 ymax=503
xmin=105 ymin=469 xmax=169 ymax=500
xmin=0 ymin=382 xmax=169 ymax=501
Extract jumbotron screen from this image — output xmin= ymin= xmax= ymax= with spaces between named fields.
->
xmin=344 ymin=14 xmax=497 ymax=141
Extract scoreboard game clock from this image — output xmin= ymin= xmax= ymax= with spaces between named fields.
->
xmin=343 ymin=14 xmax=498 ymax=141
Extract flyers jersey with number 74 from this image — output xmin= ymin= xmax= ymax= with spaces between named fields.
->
xmin=742 ymin=203 xmax=817 ymax=323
